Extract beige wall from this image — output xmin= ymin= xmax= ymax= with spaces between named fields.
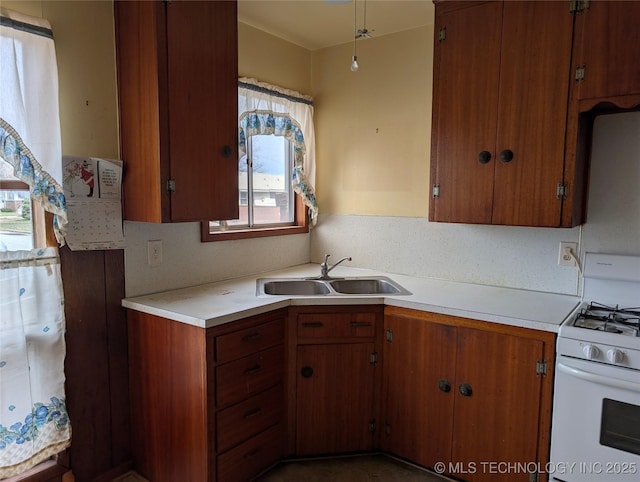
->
xmin=239 ymin=22 xmax=311 ymax=94
xmin=311 ymin=25 xmax=433 ymax=217
xmin=3 ymin=1 xmax=120 ymax=160
xmin=4 ymin=1 xmax=431 ymax=217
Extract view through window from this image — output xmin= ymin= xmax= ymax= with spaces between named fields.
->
xmin=211 ymin=134 xmax=295 ymax=230
xmin=0 ymin=160 xmax=34 ymax=251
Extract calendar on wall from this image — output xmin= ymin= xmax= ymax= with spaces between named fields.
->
xmin=62 ymin=156 xmax=125 ymax=250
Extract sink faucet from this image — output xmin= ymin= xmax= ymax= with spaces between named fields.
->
xmin=319 ymin=254 xmax=352 ymax=279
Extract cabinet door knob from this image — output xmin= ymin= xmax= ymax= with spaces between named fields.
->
xmin=458 ymin=383 xmax=473 ymax=397
xmin=222 ymin=145 xmax=233 ymax=158
xmin=499 ymin=149 xmax=514 ymax=163
xmin=301 ymin=366 xmax=314 ymax=378
xmin=477 ymin=151 xmax=492 ymax=164
xmin=438 ymin=379 xmax=451 ymax=392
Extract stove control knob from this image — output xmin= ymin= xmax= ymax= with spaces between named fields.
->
xmin=582 ymin=344 xmax=599 ymax=360
xmin=607 ymin=349 xmax=624 ymax=364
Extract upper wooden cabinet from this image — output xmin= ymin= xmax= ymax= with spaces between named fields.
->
xmin=115 ymin=0 xmax=239 ymax=223
xmin=429 ymin=1 xmax=576 ymax=227
xmin=571 ymin=0 xmax=640 ymax=109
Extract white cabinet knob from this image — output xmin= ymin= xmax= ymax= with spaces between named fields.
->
xmin=606 ymin=349 xmax=624 ymax=364
xmin=582 ymin=344 xmax=599 ymax=360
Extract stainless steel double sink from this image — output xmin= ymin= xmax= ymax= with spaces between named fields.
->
xmin=256 ymin=276 xmax=412 ymax=297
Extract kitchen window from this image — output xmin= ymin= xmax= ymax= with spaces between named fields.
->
xmin=207 ymin=134 xmax=298 ymax=233
xmin=1 ymin=8 xmax=70 ymax=478
xmin=0 ymin=162 xmax=48 ymax=251
xmin=202 ymin=78 xmax=318 ymax=242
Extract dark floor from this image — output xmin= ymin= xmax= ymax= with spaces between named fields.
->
xmin=256 ymin=454 xmax=453 ymax=482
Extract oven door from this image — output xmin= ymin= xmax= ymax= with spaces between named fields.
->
xmin=550 ymin=355 xmax=640 ymax=481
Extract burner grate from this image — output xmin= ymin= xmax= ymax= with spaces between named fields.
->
xmin=573 ymin=302 xmax=640 ymax=336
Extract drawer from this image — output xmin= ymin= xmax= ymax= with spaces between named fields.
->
xmin=217 ymin=424 xmax=284 ymax=482
xmin=216 ymin=318 xmax=284 ymax=363
xmin=217 ymin=384 xmax=283 ymax=452
xmin=297 ymin=312 xmax=376 ymax=339
xmin=216 ymin=345 xmax=284 ymax=407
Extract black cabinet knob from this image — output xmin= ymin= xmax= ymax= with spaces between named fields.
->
xmin=477 ymin=151 xmax=492 ymax=164
xmin=438 ymin=379 xmax=451 ymax=392
xmin=222 ymin=145 xmax=233 ymax=158
xmin=300 ymin=366 xmax=314 ymax=378
xmin=459 ymin=383 xmax=473 ymax=397
xmin=499 ymin=149 xmax=514 ymax=163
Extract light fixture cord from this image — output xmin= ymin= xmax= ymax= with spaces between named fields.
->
xmin=363 ymin=0 xmax=367 ymax=32
xmin=353 ymin=0 xmax=357 ymax=56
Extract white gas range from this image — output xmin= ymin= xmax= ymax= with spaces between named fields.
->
xmin=550 ymin=253 xmax=640 ymax=482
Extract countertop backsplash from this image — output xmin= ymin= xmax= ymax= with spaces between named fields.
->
xmin=123 ymin=112 xmax=639 ymax=299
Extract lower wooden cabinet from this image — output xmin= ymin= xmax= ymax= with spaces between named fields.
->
xmin=382 ymin=306 xmax=556 ymax=482
xmin=127 ymin=309 xmax=287 ymax=482
xmin=127 ymin=304 xmax=556 ymax=482
xmin=289 ymin=306 xmax=384 ymax=455
xmin=217 ymin=424 xmax=284 ymax=482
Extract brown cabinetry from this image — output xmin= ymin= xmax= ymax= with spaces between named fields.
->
xmin=213 ymin=315 xmax=286 ymax=481
xmin=430 ymin=1 xmax=576 ymax=227
xmin=382 ymin=307 xmax=556 ymax=482
xmin=114 ymin=0 xmax=238 ymax=223
xmin=570 ymin=0 xmax=640 ymax=109
xmin=127 ymin=309 xmax=286 ymax=482
xmin=289 ymin=306 xmax=384 ymax=455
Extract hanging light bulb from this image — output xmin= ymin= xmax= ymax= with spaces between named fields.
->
xmin=350 ymin=0 xmax=358 ymax=72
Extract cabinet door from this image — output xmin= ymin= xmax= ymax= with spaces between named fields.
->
xmin=115 ymin=0 xmax=239 ymax=223
xmin=296 ymin=343 xmax=376 ymax=455
xmin=451 ymin=328 xmax=545 ymax=482
xmin=572 ymin=0 xmax=640 ymax=103
xmin=383 ymin=315 xmax=457 ymax=469
xmin=430 ymin=1 xmax=502 ymax=224
xmin=166 ymin=0 xmax=239 ymax=221
xmin=492 ymin=1 xmax=574 ymax=226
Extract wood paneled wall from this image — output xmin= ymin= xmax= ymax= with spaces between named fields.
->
xmin=60 ymin=247 xmax=131 ymax=481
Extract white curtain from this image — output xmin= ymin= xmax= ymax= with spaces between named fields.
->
xmin=238 ymin=77 xmax=319 ymax=225
xmin=0 ymin=8 xmax=71 ymax=478
xmin=0 ymin=249 xmax=71 ymax=478
xmin=0 ymin=7 xmax=67 ymax=243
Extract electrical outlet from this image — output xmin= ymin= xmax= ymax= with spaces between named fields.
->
xmin=558 ymin=242 xmax=578 ymax=267
xmin=147 ymin=240 xmax=163 ymax=267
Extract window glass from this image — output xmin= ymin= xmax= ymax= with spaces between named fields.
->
xmin=0 ymin=160 xmax=34 ymax=251
xmin=210 ymin=134 xmax=294 ymax=231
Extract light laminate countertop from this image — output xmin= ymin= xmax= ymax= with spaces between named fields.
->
xmin=122 ymin=264 xmax=581 ymax=332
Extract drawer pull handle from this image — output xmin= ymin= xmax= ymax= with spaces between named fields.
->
xmin=302 ymin=322 xmax=324 ymax=328
xmin=351 ymin=321 xmax=372 ymax=327
xmin=244 ymin=447 xmax=261 ymax=459
xmin=242 ymin=332 xmax=262 ymax=342
xmin=243 ymin=407 xmax=262 ymax=419
xmin=301 ymin=366 xmax=314 ymax=378
xmin=244 ymin=365 xmax=261 ymax=376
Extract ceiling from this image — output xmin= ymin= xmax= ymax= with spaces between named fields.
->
xmin=237 ymin=0 xmax=435 ymax=51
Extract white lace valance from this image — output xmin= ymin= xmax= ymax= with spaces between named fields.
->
xmin=239 ymin=77 xmax=318 ymax=225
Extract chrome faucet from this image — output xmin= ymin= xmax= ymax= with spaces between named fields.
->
xmin=318 ymin=254 xmax=352 ymax=279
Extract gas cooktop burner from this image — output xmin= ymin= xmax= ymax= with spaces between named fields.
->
xmin=573 ymin=302 xmax=640 ymax=337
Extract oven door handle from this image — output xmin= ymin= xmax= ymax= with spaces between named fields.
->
xmin=558 ymin=362 xmax=640 ymax=392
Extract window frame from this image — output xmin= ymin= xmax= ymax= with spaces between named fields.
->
xmin=0 ymin=179 xmax=51 ymax=248
xmin=201 ymin=134 xmax=309 ymax=242
xmin=201 ymin=195 xmax=308 ymax=242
